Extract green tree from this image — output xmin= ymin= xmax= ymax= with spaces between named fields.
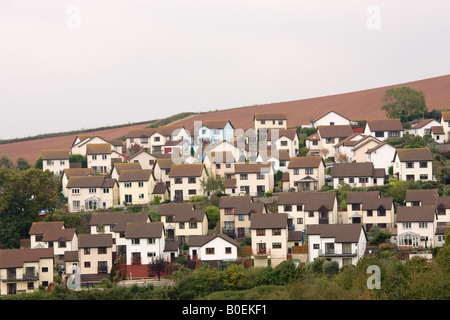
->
xmin=0 ymin=168 xmax=59 ymax=248
xmin=69 ymin=154 xmax=87 ymax=168
xmin=34 ymin=157 xmax=43 ymax=169
xmin=16 ymin=157 xmax=31 ymax=172
xmin=200 ymin=170 xmax=225 ymax=196
xmin=0 ymin=155 xmax=14 ymax=169
xmin=381 ymin=87 xmax=427 ymax=119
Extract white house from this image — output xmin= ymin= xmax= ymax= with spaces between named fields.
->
xmin=256 ymin=149 xmax=290 ymax=173
xmin=306 ymin=125 xmax=354 ymax=158
xmin=407 ymin=118 xmax=441 ymax=137
xmin=405 ymin=189 xmax=439 ymax=207
xmin=306 ymin=224 xmax=367 ymax=269
xmin=365 ymin=142 xmax=397 ymax=175
xmin=86 ymin=143 xmax=124 ymax=175
xmin=41 ymin=149 xmax=71 ymax=175
xmin=194 ymin=120 xmax=235 ymax=154
xmin=440 ymin=111 xmax=450 ymax=143
xmin=310 ymin=110 xmax=352 ymax=128
xmin=431 ymin=126 xmax=445 ymax=144
xmin=392 ymin=148 xmax=434 ymax=181
xmin=396 ymin=205 xmax=437 ymax=248
xmin=125 ymin=222 xmax=166 ymax=265
xmin=264 ymin=128 xmax=299 ymax=158
xmin=202 ymin=140 xmax=248 ymax=163
xmin=187 ymin=234 xmax=241 ymax=264
xmin=364 ymin=119 xmax=404 ymax=141
xmin=61 ymin=168 xmax=96 ymax=198
xmin=332 ymin=162 xmax=386 ymax=188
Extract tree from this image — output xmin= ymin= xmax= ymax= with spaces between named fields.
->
xmin=200 ymin=170 xmax=225 ymax=196
xmin=16 ymin=157 xmax=31 ymax=172
xmin=34 ymin=157 xmax=43 ymax=170
xmin=127 ymin=143 xmax=144 ymax=157
xmin=0 ymin=168 xmax=59 ymax=248
xmin=148 ymin=257 xmax=167 ymax=281
xmin=319 ymin=148 xmax=330 ymax=159
xmin=381 ymin=87 xmax=427 ymax=119
xmin=69 ymin=154 xmax=87 ymax=168
xmin=0 ymin=155 xmax=14 ymax=169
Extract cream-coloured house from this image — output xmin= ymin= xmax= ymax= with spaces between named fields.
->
xmin=254 ymin=113 xmax=287 ymax=135
xmin=333 ymin=134 xmax=380 ymax=163
xmin=118 ymin=169 xmax=155 ymax=205
xmin=219 ymin=196 xmax=266 ymax=239
xmin=66 ymin=176 xmax=119 ymax=212
xmin=169 ymin=164 xmax=207 ymax=202
xmin=159 ymin=203 xmax=196 ymax=240
xmin=392 ymin=148 xmax=434 ymax=181
xmin=0 ymin=248 xmax=54 ymax=295
xmin=203 ymin=151 xmax=236 ymax=178
xmin=431 ymin=126 xmax=445 ymax=144
xmin=153 ymin=158 xmax=174 ymax=188
xmin=28 ymin=221 xmax=78 ymax=266
xmin=233 ymin=162 xmax=274 ymax=196
xmin=405 ymin=189 xmax=439 ymax=207
xmin=256 ymin=149 xmax=291 ymax=173
xmin=345 ymin=191 xmax=395 ymax=230
xmin=396 ymin=205 xmax=437 ymax=248
xmin=61 ymin=168 xmax=95 ymax=198
xmin=86 ymin=143 xmax=124 ymax=175
xmin=41 ymin=149 xmax=71 ymax=175
xmin=440 ymin=111 xmax=450 ymax=143
xmin=77 ymin=234 xmax=113 ymax=282
xmin=277 ymin=191 xmax=338 ymax=232
xmin=265 ymin=128 xmax=299 ymax=158
xmin=202 ymin=140 xmax=248 ymax=163
xmin=250 ymin=213 xmax=288 ymax=267
xmin=127 ymin=150 xmax=159 ymax=169
xmin=287 ymin=156 xmax=325 ymax=191
xmin=307 ymin=224 xmax=367 ymax=268
xmin=111 ymin=162 xmax=142 ymax=181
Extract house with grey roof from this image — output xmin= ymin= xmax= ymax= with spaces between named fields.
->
xmin=219 ymin=196 xmax=266 ymax=239
xmin=306 ymin=224 xmax=367 ymax=268
xmin=250 ymin=213 xmax=288 ymax=267
xmin=332 ymin=162 xmax=386 ymax=189
xmin=169 ymin=163 xmax=207 ymax=202
xmin=277 ymin=191 xmax=338 ymax=232
xmin=396 ymin=205 xmax=437 ymax=248
xmin=125 ymin=222 xmax=166 ymax=266
xmin=345 ymin=191 xmax=394 ymax=230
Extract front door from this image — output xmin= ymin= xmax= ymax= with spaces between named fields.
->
xmin=7 ymin=283 xmax=16 ymax=295
xmin=175 ymin=190 xmax=183 ymax=202
xmin=237 ymin=228 xmax=245 ymax=238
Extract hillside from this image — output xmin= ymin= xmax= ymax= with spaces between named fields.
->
xmin=172 ymin=74 xmax=450 ymax=133
xmin=1 ymin=74 xmax=450 ymax=164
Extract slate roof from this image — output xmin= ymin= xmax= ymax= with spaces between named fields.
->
xmin=66 ymin=176 xmax=117 ymax=188
xmin=306 ymin=224 xmax=364 ymax=243
xmin=396 ymin=205 xmax=436 ymax=222
xmin=0 ymin=248 xmax=54 ymax=268
xmin=188 ymin=234 xmax=240 ymax=248
xmin=219 ymin=196 xmax=265 ymax=214
xmin=250 ymin=213 xmax=288 ymax=229
xmin=405 ymin=189 xmax=439 ymax=205
xmin=88 ymin=212 xmax=150 ymax=232
xmin=332 ymin=162 xmax=385 ymax=178
xmin=86 ymin=143 xmax=112 ymax=155
xmin=41 ymin=149 xmax=70 ymax=160
xmin=78 ymin=234 xmax=113 ymax=248
xmin=28 ymin=222 xmax=76 ymax=242
xmin=366 ymin=119 xmax=404 ymax=131
xmin=317 ymin=125 xmax=354 ymax=138
xmin=277 ymin=192 xmax=336 ymax=211
xmin=118 ymin=169 xmax=153 ymax=182
xmin=288 ymin=156 xmax=322 ymax=169
xmin=168 ymin=164 xmax=205 ymax=177
xmin=125 ymin=222 xmax=164 ymax=239
xmin=395 ymin=148 xmax=433 ymax=162
xmin=159 ymin=203 xmax=196 ymax=216
xmin=346 ymin=191 xmax=393 ymax=210
xmin=254 ymin=113 xmax=287 ymax=121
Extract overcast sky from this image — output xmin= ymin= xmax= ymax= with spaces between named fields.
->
xmin=1 ymin=0 xmax=450 ymax=140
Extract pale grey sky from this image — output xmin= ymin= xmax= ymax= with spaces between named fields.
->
xmin=1 ymin=0 xmax=449 ymax=140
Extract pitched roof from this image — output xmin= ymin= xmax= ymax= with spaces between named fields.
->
xmin=66 ymin=176 xmax=117 ymax=188
xmin=332 ymin=162 xmax=385 ymax=178
xmin=346 ymin=191 xmax=393 ymax=210
xmin=277 ymin=192 xmax=337 ymax=211
xmin=118 ymin=169 xmax=153 ymax=182
xmin=258 ymin=149 xmax=290 ymax=161
xmin=159 ymin=203 xmax=196 ymax=216
xmin=125 ymin=222 xmax=164 ymax=239
xmin=317 ymin=125 xmax=354 ymax=138
xmin=219 ymin=196 xmax=265 ymax=214
xmin=266 ymin=129 xmax=297 ymax=141
xmin=311 ymin=110 xmax=351 ymax=122
xmin=188 ymin=234 xmax=240 ymax=248
xmin=205 ymin=151 xmax=236 ymax=164
xmin=63 ymin=168 xmax=95 ymax=179
xmin=112 ymin=162 xmax=142 ymax=174
xmin=396 ymin=205 xmax=436 ymax=222
xmin=395 ymin=148 xmax=433 ymax=162
xmin=366 ymin=119 xmax=404 ymax=131
xmin=366 ymin=142 xmax=393 ymax=154
xmin=152 ymin=183 xmax=168 ymax=195
xmin=86 ymin=143 xmax=112 ymax=155
xmin=156 ymin=158 xmax=174 ymax=170
xmin=234 ymin=162 xmax=272 ymax=174
xmin=254 ymin=113 xmax=287 ymax=121
xmin=411 ymin=118 xmax=438 ymax=129
xmin=201 ymin=120 xmax=233 ymax=129
xmin=78 ymin=234 xmax=113 ymax=248
xmin=126 ymin=125 xmax=185 ymax=138
xmin=431 ymin=126 xmax=445 ymax=134
xmin=288 ymin=156 xmax=323 ymax=169
xmin=405 ymin=189 xmax=439 ymax=205
xmin=288 ymin=231 xmax=304 ymax=242
xmin=41 ymin=149 xmax=70 ymax=160
xmin=225 ymin=178 xmax=237 ymax=188
xmin=250 ymin=213 xmax=287 ymax=229
xmin=173 ymin=209 xmax=207 ymax=223
xmin=0 ymin=248 xmax=54 ymax=268
xmin=441 ymin=111 xmax=450 ymax=122
xmin=164 ymin=240 xmax=179 ymax=252
xmin=89 ymin=212 xmax=150 ymax=232
xmin=306 ymin=224 xmax=364 ymax=243
xmin=28 ymin=222 xmax=76 ymax=242
xmin=168 ymin=164 xmax=205 ymax=177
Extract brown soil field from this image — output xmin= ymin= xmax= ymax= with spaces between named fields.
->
xmin=2 ymin=74 xmax=449 ymax=164
xmin=173 ymin=74 xmax=450 ymax=133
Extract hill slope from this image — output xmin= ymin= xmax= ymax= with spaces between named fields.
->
xmin=1 ymin=74 xmax=450 ymax=164
xmin=172 ymin=74 xmax=450 ymax=133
